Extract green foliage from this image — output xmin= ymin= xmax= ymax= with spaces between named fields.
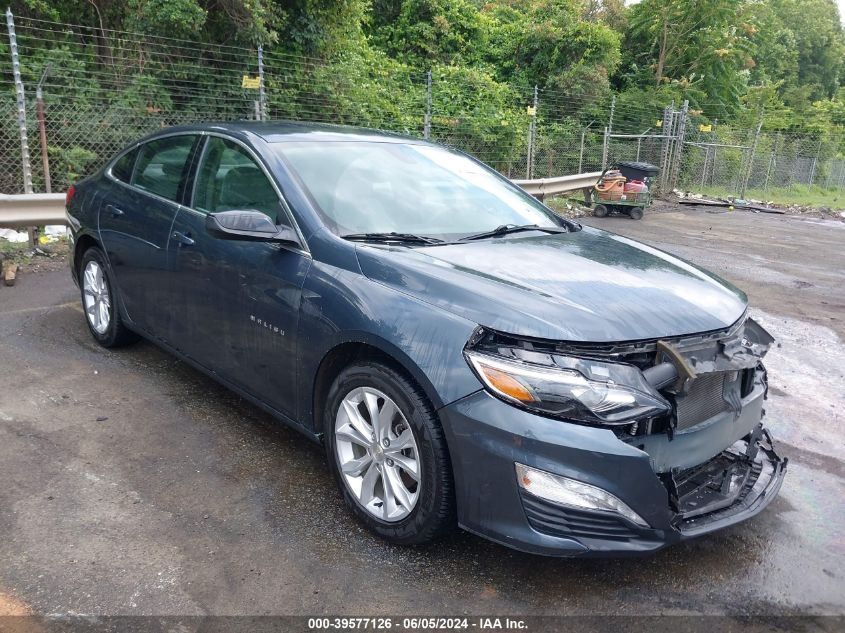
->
xmin=6 ymin=0 xmax=845 ymax=192
xmin=624 ymin=0 xmax=754 ymax=115
xmin=48 ymin=145 xmax=98 ymax=184
xmin=268 ymin=47 xmax=424 ymax=133
xmin=770 ymin=0 xmax=845 ymax=102
xmin=124 ymin=0 xmax=207 ymax=39
xmin=429 ymin=64 xmax=525 ymax=170
xmin=486 ymin=0 xmax=622 ymax=94
xmin=276 ymin=0 xmax=369 ymax=54
xmin=374 ymin=0 xmax=489 ymax=66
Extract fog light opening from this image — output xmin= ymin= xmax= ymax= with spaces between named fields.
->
xmin=515 ymin=463 xmax=649 ymax=528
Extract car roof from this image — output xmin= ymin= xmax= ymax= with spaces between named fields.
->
xmin=140 ymin=120 xmax=427 ymax=145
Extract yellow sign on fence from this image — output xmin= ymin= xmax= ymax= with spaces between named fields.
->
xmin=699 ymin=124 xmax=712 ymax=132
xmin=242 ymin=75 xmax=261 ymax=90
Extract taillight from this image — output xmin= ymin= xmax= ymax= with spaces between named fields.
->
xmin=65 ymin=185 xmax=76 ymax=208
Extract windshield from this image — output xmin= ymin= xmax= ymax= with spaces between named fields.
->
xmin=274 ymin=141 xmax=566 ymax=240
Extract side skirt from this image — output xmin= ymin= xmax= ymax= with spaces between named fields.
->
xmin=129 ymin=326 xmax=323 ymax=446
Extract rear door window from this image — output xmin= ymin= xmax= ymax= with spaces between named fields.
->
xmin=132 ymin=136 xmax=196 ymax=202
xmin=192 ymin=136 xmax=284 ymax=224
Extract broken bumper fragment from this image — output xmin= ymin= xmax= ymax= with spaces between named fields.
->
xmin=671 ymin=427 xmax=787 ymax=537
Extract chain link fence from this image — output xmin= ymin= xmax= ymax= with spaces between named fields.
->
xmin=677 ymin=123 xmax=845 ymax=201
xmin=3 ymin=12 xmax=845 ymax=204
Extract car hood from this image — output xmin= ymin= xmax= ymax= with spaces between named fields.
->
xmin=354 ymin=226 xmax=747 ymax=342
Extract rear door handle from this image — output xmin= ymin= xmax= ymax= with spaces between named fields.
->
xmin=172 ymin=231 xmax=195 ymax=247
xmin=107 ymin=205 xmax=125 ymax=218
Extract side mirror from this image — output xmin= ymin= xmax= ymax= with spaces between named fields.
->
xmin=205 ymin=210 xmax=301 ymax=247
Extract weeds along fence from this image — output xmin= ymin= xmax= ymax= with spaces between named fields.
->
xmin=3 ymin=11 xmax=845 ymax=200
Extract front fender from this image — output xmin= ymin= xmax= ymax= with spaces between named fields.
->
xmin=295 ymin=260 xmax=482 ymax=431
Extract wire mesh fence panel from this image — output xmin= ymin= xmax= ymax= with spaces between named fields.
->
xmin=428 ymin=77 xmax=534 ymax=178
xmin=3 ymin=12 xmax=845 ymax=199
xmin=824 ymin=158 xmax=845 ymax=189
xmin=531 ymin=128 xmax=584 ymax=179
xmin=605 ymin=136 xmax=665 ymax=168
xmin=1 ymin=16 xmax=264 ymax=193
xmin=0 ymin=99 xmax=23 ymax=194
xmin=578 ymin=134 xmax=606 ymax=173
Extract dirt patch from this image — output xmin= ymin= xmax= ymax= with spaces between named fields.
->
xmin=0 ymin=592 xmax=32 ymax=616
xmin=0 ymin=239 xmax=70 ymax=276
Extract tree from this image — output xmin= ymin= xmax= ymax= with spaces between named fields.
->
xmin=486 ymin=0 xmax=621 ymax=97
xmin=768 ymin=0 xmax=845 ymax=103
xmin=582 ymin=0 xmax=628 ymax=33
xmin=623 ymin=0 xmax=756 ymax=114
xmin=369 ymin=0 xmax=489 ymax=67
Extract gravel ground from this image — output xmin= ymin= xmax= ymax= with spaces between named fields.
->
xmin=0 ymin=208 xmax=842 ymax=618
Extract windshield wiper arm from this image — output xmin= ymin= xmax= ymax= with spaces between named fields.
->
xmin=459 ymin=223 xmax=569 ymax=242
xmin=342 ymin=232 xmax=445 ymax=245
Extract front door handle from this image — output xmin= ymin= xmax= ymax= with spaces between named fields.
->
xmin=107 ymin=205 xmax=125 ymax=218
xmin=172 ymin=231 xmax=195 ymax=247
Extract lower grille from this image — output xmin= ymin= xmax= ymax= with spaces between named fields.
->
xmin=674 ymin=372 xmax=730 ymax=430
xmin=520 ymin=491 xmax=645 ymax=542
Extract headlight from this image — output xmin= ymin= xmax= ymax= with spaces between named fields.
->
xmin=465 ymin=350 xmax=670 ymax=425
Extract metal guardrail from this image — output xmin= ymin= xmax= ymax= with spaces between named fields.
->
xmin=513 ymin=171 xmax=602 ymax=200
xmin=0 ymin=192 xmax=66 ymax=228
xmin=0 ymin=171 xmax=603 ymax=229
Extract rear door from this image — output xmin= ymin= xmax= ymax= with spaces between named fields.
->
xmin=98 ymin=134 xmax=199 ymax=338
xmin=168 ymin=135 xmax=311 ymax=418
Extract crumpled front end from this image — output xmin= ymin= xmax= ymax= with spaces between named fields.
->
xmin=668 ymin=426 xmax=785 ymax=537
xmin=441 ymin=315 xmax=788 ymax=556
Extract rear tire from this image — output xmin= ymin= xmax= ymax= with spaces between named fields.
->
xmin=629 ymin=207 xmax=644 ymax=220
xmin=79 ymin=247 xmax=139 ymax=348
xmin=324 ymin=360 xmax=455 ymax=545
xmin=594 ymin=204 xmax=609 ymax=218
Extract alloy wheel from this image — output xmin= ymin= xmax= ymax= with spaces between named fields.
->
xmin=334 ymin=386 xmax=421 ymax=522
xmin=82 ymin=260 xmax=111 ymax=334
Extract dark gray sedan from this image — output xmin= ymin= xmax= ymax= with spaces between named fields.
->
xmin=66 ymin=122 xmax=786 ymax=556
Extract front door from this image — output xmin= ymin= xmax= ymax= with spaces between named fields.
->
xmin=97 ymin=134 xmax=198 ymax=338
xmin=169 ymin=135 xmax=310 ymax=418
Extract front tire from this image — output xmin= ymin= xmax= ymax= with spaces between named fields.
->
xmin=324 ymin=361 xmax=455 ymax=544
xmin=593 ymin=203 xmax=609 ymax=217
xmin=79 ymin=247 xmax=138 ymax=348
xmin=629 ymin=206 xmax=644 ymax=220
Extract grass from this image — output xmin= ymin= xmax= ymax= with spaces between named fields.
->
xmin=693 ymin=184 xmax=845 ymax=209
xmin=544 ymin=196 xmax=589 ymax=214
xmin=0 ymin=235 xmax=69 ymax=264
xmin=0 ymin=239 xmax=33 ymax=259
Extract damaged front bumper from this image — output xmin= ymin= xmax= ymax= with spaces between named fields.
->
xmin=441 ymin=389 xmax=787 ymax=556
xmin=441 ymin=316 xmax=788 ymax=556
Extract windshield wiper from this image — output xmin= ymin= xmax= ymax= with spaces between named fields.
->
xmin=459 ymin=223 xmax=570 ymax=242
xmin=342 ymin=232 xmax=446 ymax=245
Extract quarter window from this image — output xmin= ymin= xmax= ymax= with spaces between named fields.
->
xmin=111 ymin=148 xmax=138 ymax=183
xmin=132 ymin=136 xmax=196 ymax=202
xmin=193 ymin=137 xmax=284 ymax=224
